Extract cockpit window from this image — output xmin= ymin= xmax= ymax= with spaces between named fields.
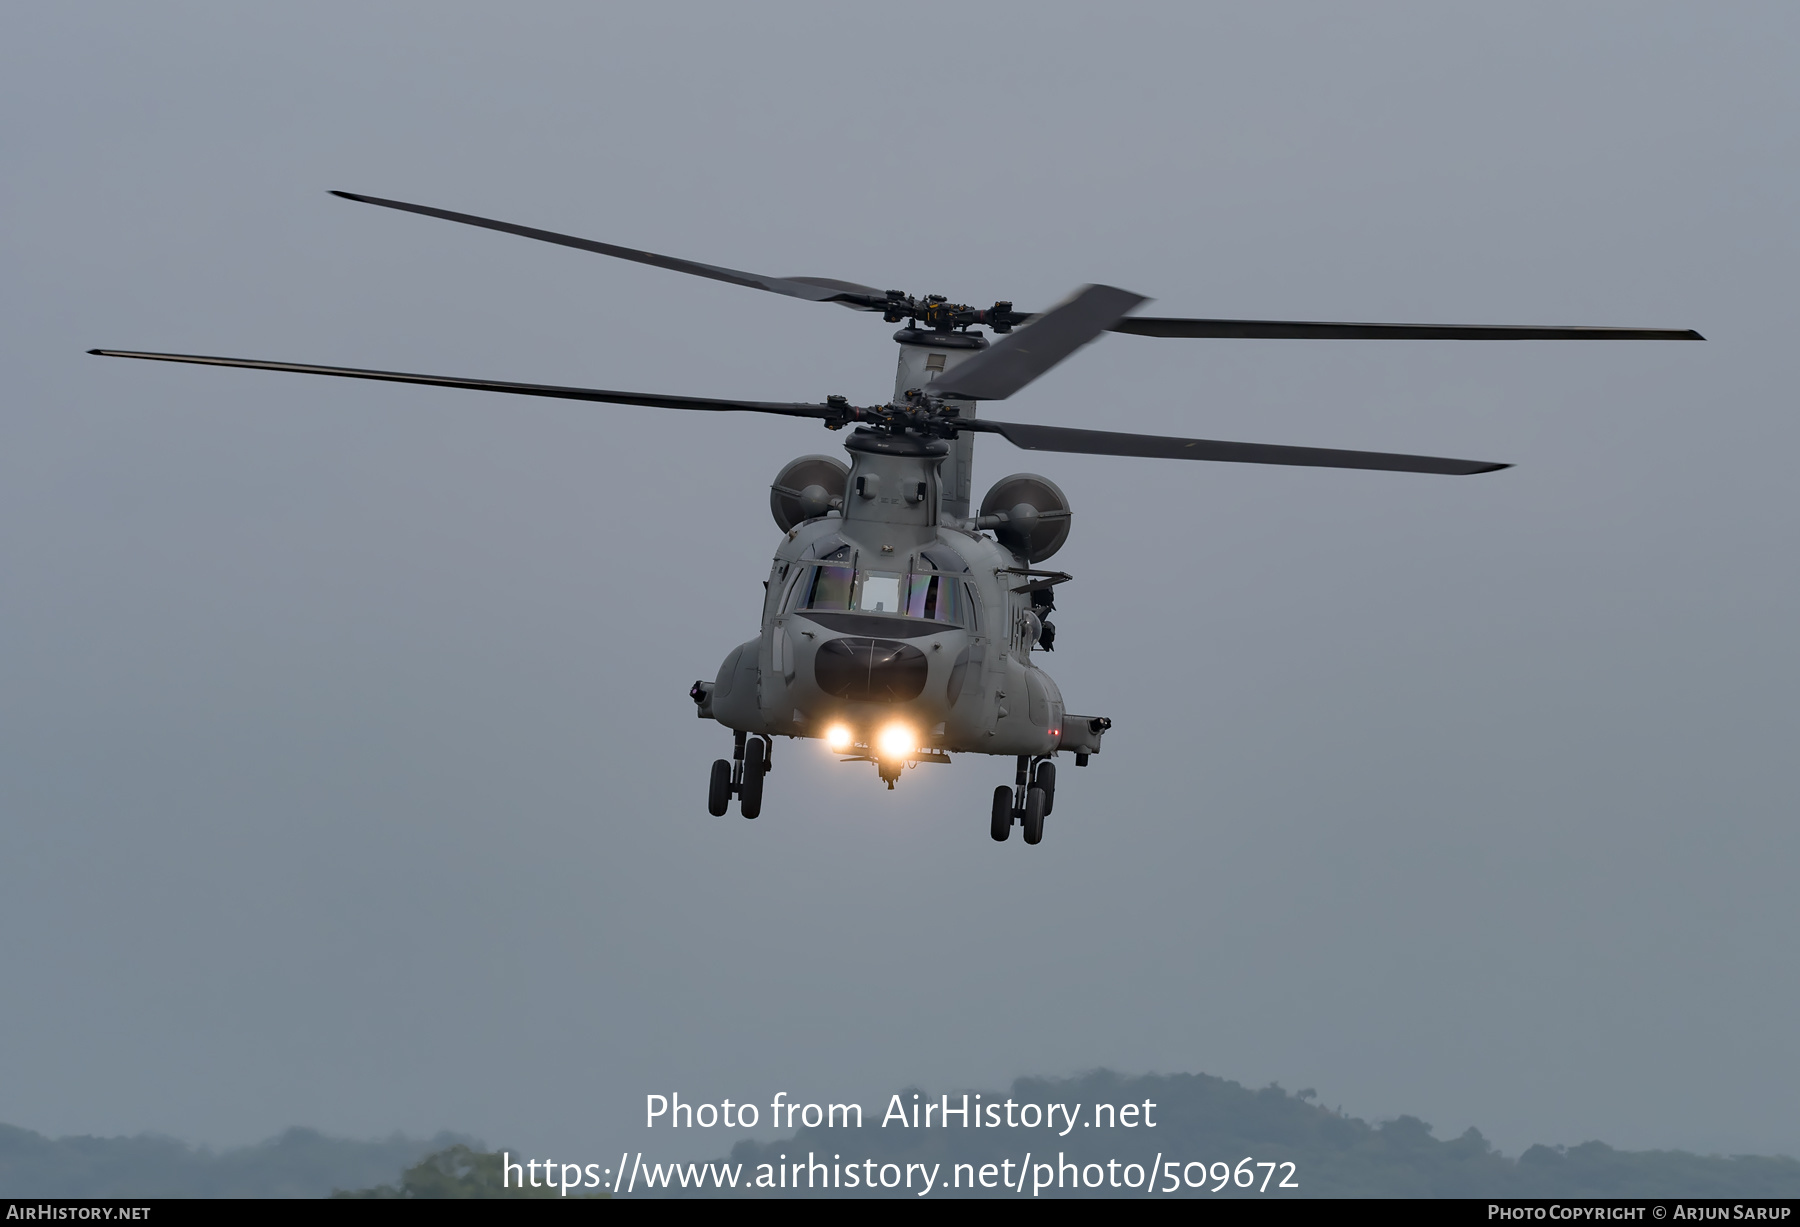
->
xmin=855 ymin=571 xmax=902 ymax=614
xmin=794 ymin=564 xmax=855 ymax=611
xmin=790 ymin=563 xmax=970 ymax=625
xmin=918 ymin=545 xmax=968 ymax=573
xmin=903 ymin=573 xmax=963 ymax=624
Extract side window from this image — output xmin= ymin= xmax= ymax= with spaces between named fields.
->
xmin=963 ymin=582 xmax=979 ymax=631
xmin=777 ymin=563 xmax=803 ymax=613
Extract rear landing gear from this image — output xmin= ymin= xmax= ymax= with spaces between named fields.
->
xmin=707 ymin=731 xmax=770 ymax=819
xmin=990 ymin=786 xmax=1012 ymax=842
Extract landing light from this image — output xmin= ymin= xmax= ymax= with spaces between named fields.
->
xmin=876 ymin=723 xmax=917 ymax=761
xmin=825 ymin=724 xmax=854 ymax=752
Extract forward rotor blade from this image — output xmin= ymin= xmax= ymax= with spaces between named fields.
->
xmin=931 ymin=285 xmax=1149 ymax=401
xmin=1107 ymin=317 xmax=1703 ymax=341
xmin=329 ymin=191 xmax=888 ymax=310
xmin=87 ymin=350 xmax=839 ymax=420
xmin=968 ymin=418 xmax=1507 ymax=475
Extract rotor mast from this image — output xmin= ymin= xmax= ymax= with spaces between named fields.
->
xmin=891 ymin=327 xmax=987 ymax=522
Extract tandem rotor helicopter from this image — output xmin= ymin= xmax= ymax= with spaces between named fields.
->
xmin=92 ymin=192 xmax=1701 ymax=845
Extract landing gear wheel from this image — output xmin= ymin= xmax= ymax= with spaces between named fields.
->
xmin=707 ymin=759 xmax=731 ymax=816
xmin=990 ymin=785 xmax=1012 ymax=842
xmin=1022 ymin=786 xmax=1047 ymax=845
xmin=1033 ymin=761 xmax=1057 ymax=816
xmin=739 ymin=738 xmax=766 ymax=819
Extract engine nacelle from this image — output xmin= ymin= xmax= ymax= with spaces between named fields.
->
xmin=979 ymin=473 xmax=1071 ymax=562
xmin=769 ymin=454 xmax=849 ymax=531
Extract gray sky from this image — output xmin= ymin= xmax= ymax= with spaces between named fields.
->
xmin=3 ymin=2 xmax=1796 ymax=1162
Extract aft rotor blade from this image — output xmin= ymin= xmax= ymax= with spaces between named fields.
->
xmin=968 ymin=418 xmax=1508 ymax=475
xmin=931 ymin=285 xmax=1149 ymax=401
xmin=87 ymin=350 xmax=839 ymax=420
xmin=329 ymin=191 xmax=889 ymax=310
xmin=1107 ymin=317 xmax=1703 ymax=341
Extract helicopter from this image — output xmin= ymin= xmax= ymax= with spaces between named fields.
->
xmin=91 ymin=192 xmax=1701 ymax=846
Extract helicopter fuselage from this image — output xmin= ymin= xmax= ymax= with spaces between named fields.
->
xmin=708 ymin=438 xmax=1060 ymax=755
xmin=693 ymin=330 xmax=1108 ymax=785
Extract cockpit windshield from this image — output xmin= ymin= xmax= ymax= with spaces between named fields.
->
xmin=799 ymin=564 xmax=855 ymax=611
xmin=790 ymin=563 xmax=968 ymax=625
xmin=902 ymin=572 xmax=963 ymax=623
xmin=857 ymin=571 xmax=902 ymax=614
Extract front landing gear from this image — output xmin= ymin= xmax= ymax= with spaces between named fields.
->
xmin=707 ymin=760 xmax=731 ymax=816
xmin=1021 ymin=785 xmax=1046 ymax=845
xmin=707 ymin=731 xmax=771 ymax=819
xmin=740 ymin=738 xmax=766 ymax=818
xmin=992 ymin=756 xmax=1056 ymax=845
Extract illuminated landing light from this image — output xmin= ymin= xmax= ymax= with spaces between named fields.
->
xmin=876 ymin=723 xmax=917 ymax=761
xmin=825 ymin=724 xmax=854 ymax=752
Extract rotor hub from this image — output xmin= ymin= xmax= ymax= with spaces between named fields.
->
xmin=882 ymin=291 xmax=1026 ymax=333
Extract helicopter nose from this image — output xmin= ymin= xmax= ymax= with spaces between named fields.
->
xmin=813 ymin=637 xmax=929 ymax=703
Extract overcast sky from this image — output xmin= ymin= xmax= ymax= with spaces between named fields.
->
xmin=3 ymin=3 xmax=1796 ymax=1163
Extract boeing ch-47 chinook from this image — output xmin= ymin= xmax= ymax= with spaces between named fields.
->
xmin=92 ymin=192 xmax=1701 ymax=845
